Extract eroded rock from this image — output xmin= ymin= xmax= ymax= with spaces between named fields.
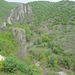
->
xmin=0 ymin=22 xmax=6 ymax=28
xmin=12 ymin=28 xmax=26 ymax=45
xmin=7 ymin=4 xmax=33 ymax=25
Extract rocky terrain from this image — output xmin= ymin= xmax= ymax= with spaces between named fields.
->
xmin=0 ymin=0 xmax=75 ymax=75
xmin=7 ymin=4 xmax=34 ymax=25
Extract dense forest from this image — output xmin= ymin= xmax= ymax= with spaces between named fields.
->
xmin=0 ymin=0 xmax=75 ymax=75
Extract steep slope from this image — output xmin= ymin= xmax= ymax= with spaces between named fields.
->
xmin=7 ymin=4 xmax=34 ymax=25
xmin=7 ymin=1 xmax=75 ymax=26
xmin=29 ymin=1 xmax=75 ymax=25
xmin=0 ymin=1 xmax=75 ymax=75
xmin=0 ymin=0 xmax=19 ymax=22
xmin=0 ymin=0 xmax=20 ymax=56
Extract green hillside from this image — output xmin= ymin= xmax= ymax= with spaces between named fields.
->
xmin=28 ymin=1 xmax=75 ymax=25
xmin=0 ymin=0 xmax=20 ymax=56
xmin=0 ymin=0 xmax=75 ymax=75
xmin=0 ymin=0 xmax=19 ymax=21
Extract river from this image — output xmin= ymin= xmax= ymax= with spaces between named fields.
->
xmin=24 ymin=42 xmax=34 ymax=51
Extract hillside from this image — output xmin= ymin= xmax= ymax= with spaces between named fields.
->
xmin=29 ymin=1 xmax=75 ymax=25
xmin=0 ymin=0 xmax=75 ymax=75
xmin=0 ymin=0 xmax=19 ymax=21
xmin=0 ymin=0 xmax=21 ymax=56
xmin=6 ymin=1 xmax=75 ymax=26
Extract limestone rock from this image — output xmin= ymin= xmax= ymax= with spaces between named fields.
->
xmin=0 ymin=22 xmax=6 ymax=28
xmin=12 ymin=28 xmax=26 ymax=45
xmin=7 ymin=4 xmax=34 ymax=25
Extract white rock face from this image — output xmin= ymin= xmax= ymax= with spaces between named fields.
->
xmin=0 ymin=22 xmax=6 ymax=28
xmin=12 ymin=28 xmax=26 ymax=45
xmin=0 ymin=55 xmax=5 ymax=61
xmin=28 ymin=5 xmax=32 ymax=14
xmin=7 ymin=9 xmax=14 ymax=24
xmin=7 ymin=4 xmax=33 ymax=25
xmin=58 ymin=71 xmax=67 ymax=75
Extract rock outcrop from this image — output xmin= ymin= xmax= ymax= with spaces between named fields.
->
xmin=7 ymin=4 xmax=34 ymax=25
xmin=0 ymin=22 xmax=6 ymax=28
xmin=12 ymin=28 xmax=26 ymax=45
xmin=0 ymin=55 xmax=5 ymax=61
xmin=58 ymin=71 xmax=67 ymax=75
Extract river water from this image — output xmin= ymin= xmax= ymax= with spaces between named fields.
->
xmin=24 ymin=42 xmax=34 ymax=51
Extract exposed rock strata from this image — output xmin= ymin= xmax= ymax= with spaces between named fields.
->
xmin=12 ymin=28 xmax=26 ymax=45
xmin=7 ymin=4 xmax=34 ymax=25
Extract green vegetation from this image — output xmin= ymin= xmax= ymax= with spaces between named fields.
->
xmin=0 ymin=0 xmax=75 ymax=75
xmin=6 ymin=23 xmax=35 ymax=41
xmin=0 ymin=56 xmax=42 ymax=75
xmin=29 ymin=1 xmax=75 ymax=26
xmin=0 ymin=0 xmax=19 ymax=21
xmin=0 ymin=31 xmax=19 ymax=56
xmin=0 ymin=59 xmax=4 ymax=71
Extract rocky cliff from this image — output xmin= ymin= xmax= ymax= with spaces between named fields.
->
xmin=12 ymin=28 xmax=26 ymax=45
xmin=0 ymin=22 xmax=6 ymax=28
xmin=7 ymin=4 xmax=34 ymax=25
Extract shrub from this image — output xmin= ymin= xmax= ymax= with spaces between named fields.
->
xmin=53 ymin=47 xmax=62 ymax=55
xmin=6 ymin=22 xmax=12 ymax=27
xmin=62 ymin=56 xmax=73 ymax=69
xmin=47 ymin=54 xmax=58 ymax=67
xmin=48 ymin=41 xmax=56 ymax=49
xmin=37 ymin=37 xmax=42 ymax=44
xmin=17 ymin=60 xmax=42 ymax=75
xmin=2 ymin=56 xmax=42 ymax=74
xmin=44 ymin=36 xmax=50 ymax=42
xmin=69 ymin=21 xmax=75 ymax=25
xmin=3 ymin=57 xmax=18 ymax=73
xmin=48 ymin=70 xmax=59 ymax=75
xmin=0 ymin=59 xmax=4 ymax=71
xmin=30 ymin=64 xmax=42 ymax=75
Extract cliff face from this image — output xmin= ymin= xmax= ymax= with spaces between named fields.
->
xmin=12 ymin=28 xmax=26 ymax=45
xmin=7 ymin=4 xmax=34 ymax=25
xmin=0 ymin=22 xmax=6 ymax=28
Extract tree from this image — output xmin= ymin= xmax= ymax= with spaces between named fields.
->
xmin=47 ymin=54 xmax=58 ymax=67
xmin=0 ymin=59 xmax=4 ymax=71
xmin=44 ymin=36 xmax=50 ymax=42
xmin=3 ymin=57 xmax=18 ymax=73
xmin=37 ymin=37 xmax=42 ymax=44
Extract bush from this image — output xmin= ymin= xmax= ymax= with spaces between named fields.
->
xmin=6 ymin=22 xmax=12 ymax=27
xmin=0 ymin=59 xmax=4 ymax=71
xmin=44 ymin=36 xmax=50 ymax=42
xmin=62 ymin=56 xmax=73 ymax=69
xmin=17 ymin=60 xmax=42 ymax=75
xmin=37 ymin=37 xmax=42 ymax=44
xmin=2 ymin=56 xmax=42 ymax=74
xmin=53 ymin=47 xmax=62 ymax=55
xmin=0 ymin=32 xmax=19 ymax=56
xmin=48 ymin=41 xmax=56 ymax=49
xmin=47 ymin=54 xmax=58 ymax=67
xmin=48 ymin=70 xmax=59 ymax=75
xmin=3 ymin=57 xmax=18 ymax=73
